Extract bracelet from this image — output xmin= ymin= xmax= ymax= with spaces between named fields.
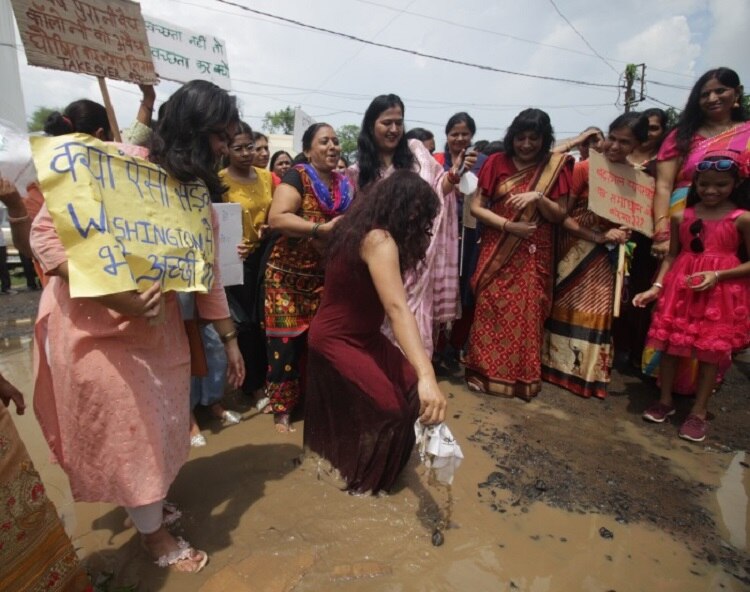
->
xmin=652 ymin=230 xmax=670 ymax=243
xmin=714 ymin=271 xmax=720 ymax=283
xmin=592 ymin=231 xmax=602 ymax=243
xmin=7 ymin=214 xmax=29 ymax=223
xmin=219 ymin=329 xmax=238 ymax=344
xmin=536 ymin=191 xmax=544 ymax=201
xmin=655 ymin=215 xmax=669 ymax=225
xmin=311 ymin=222 xmax=322 ymax=239
xmin=652 ymin=282 xmax=664 ymax=290
xmin=501 ymin=219 xmax=509 ymax=232
xmin=447 ymin=170 xmax=461 ymax=185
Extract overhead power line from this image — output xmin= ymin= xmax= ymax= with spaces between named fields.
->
xmin=349 ymin=0 xmax=694 ymax=80
xmin=548 ymin=0 xmax=619 ymax=75
xmin=213 ymin=0 xmax=619 ymax=89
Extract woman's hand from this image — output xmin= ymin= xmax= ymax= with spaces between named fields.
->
xmin=95 ymin=282 xmax=162 ymax=317
xmin=236 ymin=240 xmax=251 ymax=261
xmin=224 ymin=339 xmax=246 ymax=389
xmin=506 ymin=220 xmax=537 ymax=239
xmin=453 ymin=148 xmax=478 ymax=176
xmin=687 ymin=271 xmax=719 ymax=292
xmin=258 ymin=224 xmax=269 ymax=240
xmin=601 ymin=227 xmax=631 ymax=244
xmin=506 ymin=191 xmax=541 ymax=211
xmin=417 ymin=376 xmax=447 ymax=425
xmin=0 ymin=373 xmax=25 ymax=415
xmin=0 ymin=177 xmax=22 ymax=208
xmin=310 ymin=217 xmax=341 ymax=253
xmin=651 ymin=239 xmax=669 ymax=259
xmin=632 ymin=287 xmax=660 ymax=308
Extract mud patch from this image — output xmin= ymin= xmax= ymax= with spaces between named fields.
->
xmin=467 ymin=364 xmax=750 ymax=585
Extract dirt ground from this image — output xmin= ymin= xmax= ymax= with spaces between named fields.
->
xmin=3 ymin=288 xmax=750 ymax=591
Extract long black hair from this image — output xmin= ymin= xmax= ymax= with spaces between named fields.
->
xmin=503 ymin=108 xmax=555 ymax=158
xmin=150 ymin=80 xmax=238 ymax=201
xmin=328 ymin=170 xmax=439 ymax=273
xmin=675 ymin=67 xmax=747 ymax=156
xmin=44 ymin=99 xmax=111 ymax=138
xmin=356 ymin=94 xmax=415 ymax=189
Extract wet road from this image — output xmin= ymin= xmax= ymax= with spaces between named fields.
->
xmin=2 ymin=291 xmax=749 ymax=591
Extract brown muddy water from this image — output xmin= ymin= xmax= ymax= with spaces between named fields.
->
xmin=2 ymin=307 xmax=750 ymax=591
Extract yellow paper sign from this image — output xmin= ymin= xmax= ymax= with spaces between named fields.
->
xmin=587 ymin=150 xmax=655 ymax=237
xmin=31 ymin=134 xmax=216 ymax=297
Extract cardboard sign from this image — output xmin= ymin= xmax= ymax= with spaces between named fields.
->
xmin=31 ymin=133 xmax=216 ymax=297
xmin=293 ymin=107 xmax=315 ymax=153
xmin=213 ymin=202 xmax=243 ymax=287
xmin=588 ymin=150 xmax=655 ymax=237
xmin=11 ymin=0 xmax=156 ymax=84
xmin=144 ymin=16 xmax=231 ymax=90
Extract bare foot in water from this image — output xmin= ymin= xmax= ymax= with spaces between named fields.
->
xmin=274 ymin=413 xmax=295 ymax=433
xmin=141 ymin=526 xmax=208 ymax=573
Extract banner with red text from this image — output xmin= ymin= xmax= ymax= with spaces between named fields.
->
xmin=588 ymin=150 xmax=655 ymax=237
xmin=11 ymin=0 xmax=156 ymax=84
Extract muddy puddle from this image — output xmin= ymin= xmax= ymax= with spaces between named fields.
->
xmin=3 ymin=331 xmax=750 ymax=591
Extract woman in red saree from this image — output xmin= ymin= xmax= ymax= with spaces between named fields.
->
xmin=464 ymin=109 xmax=573 ymax=400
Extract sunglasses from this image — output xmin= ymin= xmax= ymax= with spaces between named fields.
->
xmin=689 ymin=218 xmax=704 ymax=253
xmin=696 ymin=159 xmax=738 ymax=172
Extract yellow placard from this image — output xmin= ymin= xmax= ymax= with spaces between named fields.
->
xmin=31 ymin=134 xmax=215 ymax=298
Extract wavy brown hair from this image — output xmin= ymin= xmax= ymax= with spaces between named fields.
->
xmin=327 ymin=170 xmax=439 ymax=273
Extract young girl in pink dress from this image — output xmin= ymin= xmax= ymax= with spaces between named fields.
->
xmin=633 ymin=150 xmax=750 ymax=442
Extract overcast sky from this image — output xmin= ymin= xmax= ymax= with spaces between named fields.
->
xmin=8 ymin=0 xmax=750 ymax=146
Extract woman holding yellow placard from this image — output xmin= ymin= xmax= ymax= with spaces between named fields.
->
xmin=31 ymin=81 xmax=244 ymax=573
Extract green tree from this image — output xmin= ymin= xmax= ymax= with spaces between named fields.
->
xmin=336 ymin=124 xmax=360 ymax=161
xmin=27 ymin=106 xmax=58 ymax=132
xmin=665 ymin=107 xmax=680 ymax=129
xmin=262 ymin=106 xmax=295 ymax=134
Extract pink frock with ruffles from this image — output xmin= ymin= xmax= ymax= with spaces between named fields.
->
xmin=30 ymin=204 xmax=230 ymax=507
xmin=647 ymin=207 xmax=750 ymax=365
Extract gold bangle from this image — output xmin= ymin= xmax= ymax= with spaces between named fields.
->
xmin=8 ymin=214 xmax=29 ymax=223
xmin=501 ymin=219 xmax=509 ymax=232
xmin=219 ymin=329 xmax=238 ymax=344
xmin=652 ymin=282 xmax=664 ymax=290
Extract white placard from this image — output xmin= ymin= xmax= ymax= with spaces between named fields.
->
xmin=144 ymin=15 xmax=231 ymax=90
xmin=213 ymin=202 xmax=243 ymax=286
xmin=0 ymin=119 xmax=37 ymax=192
xmin=292 ymin=107 xmax=315 ymax=153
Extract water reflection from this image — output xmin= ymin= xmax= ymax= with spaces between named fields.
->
xmin=716 ymin=451 xmax=749 ymax=551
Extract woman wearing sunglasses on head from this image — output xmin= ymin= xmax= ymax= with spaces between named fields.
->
xmin=633 ymin=151 xmax=750 ymax=443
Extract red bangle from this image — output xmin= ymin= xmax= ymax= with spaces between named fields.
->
xmin=447 ymin=171 xmax=460 ymax=185
xmin=652 ymin=230 xmax=670 ymax=242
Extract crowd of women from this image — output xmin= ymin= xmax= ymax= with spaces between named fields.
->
xmin=1 ymin=65 xmax=749 ymax=581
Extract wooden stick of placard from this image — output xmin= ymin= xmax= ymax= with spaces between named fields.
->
xmin=97 ymin=77 xmax=122 ymax=143
xmin=613 ymin=243 xmax=626 ymax=318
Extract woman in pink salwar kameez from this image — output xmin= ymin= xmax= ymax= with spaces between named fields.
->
xmin=31 ymin=83 xmax=244 ymax=573
xmin=349 ymin=94 xmax=476 ymax=357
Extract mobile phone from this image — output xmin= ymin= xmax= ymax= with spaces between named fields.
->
xmin=457 ymin=145 xmax=475 ymax=176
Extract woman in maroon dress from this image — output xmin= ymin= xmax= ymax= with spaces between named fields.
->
xmin=304 ymin=170 xmax=447 ymax=494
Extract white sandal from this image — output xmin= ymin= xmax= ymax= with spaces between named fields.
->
xmin=153 ymin=537 xmax=209 ymax=573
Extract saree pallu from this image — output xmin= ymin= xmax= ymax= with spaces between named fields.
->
xmin=542 ymin=205 xmax=616 ymax=399
xmin=0 ymin=406 xmax=91 ymax=592
xmin=642 ymin=122 xmax=750 ymax=391
xmin=465 ymin=154 xmax=569 ymax=399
